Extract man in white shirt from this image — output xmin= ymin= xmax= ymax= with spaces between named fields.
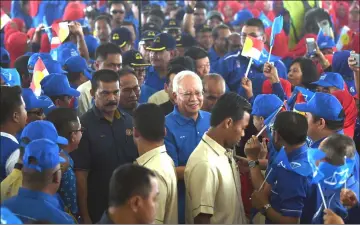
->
xmin=133 ymin=103 xmax=178 ymax=224
xmin=185 ymin=92 xmax=251 ymax=224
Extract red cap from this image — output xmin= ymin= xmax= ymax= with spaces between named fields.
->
xmin=262 ymin=78 xmax=292 ymax=98
xmin=63 ymin=2 xmax=85 ymax=21
xmin=5 ymin=31 xmax=28 ymax=67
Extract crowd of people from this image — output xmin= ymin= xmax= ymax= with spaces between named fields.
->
xmin=0 ymin=0 xmax=359 ymax=224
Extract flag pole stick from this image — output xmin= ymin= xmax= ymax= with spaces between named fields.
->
xmin=268 ymin=46 xmax=273 ymax=62
xmin=258 ymin=167 xmax=273 ymax=191
xmin=318 ymin=183 xmax=328 ymax=209
xmin=344 ymin=156 xmax=347 ymax=190
xmin=256 ymin=125 xmax=267 ymax=138
xmin=244 ymin=58 xmax=253 ymax=78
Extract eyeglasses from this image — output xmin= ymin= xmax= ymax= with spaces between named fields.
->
xmin=27 ymin=109 xmax=44 ymax=117
xmin=178 ymin=91 xmax=203 ymax=99
xmin=111 ymin=10 xmax=125 ymax=14
xmin=70 ymin=127 xmax=85 ymax=134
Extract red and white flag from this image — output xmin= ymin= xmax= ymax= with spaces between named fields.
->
xmin=50 ymin=36 xmax=61 ymax=49
xmin=1 ymin=9 xmax=11 ymax=30
xmin=241 ymin=36 xmax=264 ymax=60
xmin=30 ymin=57 xmax=49 ymax=96
xmin=52 ymin=22 xmax=70 ymax=43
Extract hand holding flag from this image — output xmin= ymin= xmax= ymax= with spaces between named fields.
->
xmin=30 ymin=58 xmax=49 ymax=96
xmin=241 ymin=36 xmax=264 ymax=77
xmin=52 ymin=22 xmax=70 ymax=43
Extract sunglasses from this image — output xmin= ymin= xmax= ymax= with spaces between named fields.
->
xmin=111 ymin=10 xmax=125 ymax=14
xmin=27 ymin=109 xmax=44 ymax=117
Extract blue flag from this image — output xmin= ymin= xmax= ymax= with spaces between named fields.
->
xmin=43 ymin=15 xmax=52 ymax=42
xmin=264 ymin=106 xmax=283 ymax=140
xmin=258 ymin=12 xmax=272 ymax=29
xmin=269 ymin=15 xmax=283 ymax=47
xmin=274 ymin=147 xmax=313 ymax=177
xmin=0 ymin=68 xmax=21 ymax=86
xmin=287 ymin=86 xmax=315 ymax=109
xmin=253 ymin=48 xmax=281 ymax=66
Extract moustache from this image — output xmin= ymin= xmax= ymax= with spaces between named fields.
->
xmin=106 ymin=101 xmax=118 ymax=106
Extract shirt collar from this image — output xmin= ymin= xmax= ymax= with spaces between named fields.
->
xmin=92 ymin=106 xmax=123 ymax=121
xmin=18 ymin=188 xmax=60 ymax=207
xmin=1 ymin=132 xmax=19 ymax=144
xmin=286 ymin=143 xmax=308 ymax=161
xmin=147 ymin=65 xmax=156 ymax=73
xmin=172 ymin=106 xmax=204 ymax=126
xmin=136 ymin=145 xmax=167 ymax=166
xmin=209 ymin=47 xmax=218 ymax=57
xmin=311 ymin=130 xmax=344 ymax=148
xmin=98 ymin=211 xmax=114 ymax=224
xmin=202 ymin=133 xmax=227 ymax=156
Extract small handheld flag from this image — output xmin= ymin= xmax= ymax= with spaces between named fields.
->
xmin=268 ymin=15 xmax=283 ymax=62
xmin=256 ymin=105 xmax=284 ymax=138
xmin=336 ymin=26 xmax=351 ymax=51
xmin=52 ymin=22 xmax=70 ymax=43
xmin=241 ymin=36 xmax=264 ymax=77
xmin=287 ymin=86 xmax=315 ymax=110
xmin=1 ymin=9 xmax=11 ymax=30
xmin=30 ymin=58 xmax=49 ymax=96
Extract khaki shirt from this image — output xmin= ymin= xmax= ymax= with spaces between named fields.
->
xmin=148 ymin=90 xmax=169 ymax=105
xmin=184 ymin=134 xmax=247 ymax=224
xmin=77 ymin=80 xmax=92 ymax=116
xmin=136 ymin=145 xmax=178 ymax=224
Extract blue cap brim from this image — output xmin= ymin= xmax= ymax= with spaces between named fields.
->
xmin=64 ymin=88 xmax=80 ymax=97
xmin=311 ymin=80 xmax=333 ymax=88
xmin=294 ymin=102 xmax=313 ymax=113
xmin=57 ymin=136 xmax=69 ymax=145
xmin=59 ymin=156 xmax=66 ymax=163
xmin=230 ymin=21 xmax=240 ymax=26
xmin=83 ymin=69 xmax=92 ymax=80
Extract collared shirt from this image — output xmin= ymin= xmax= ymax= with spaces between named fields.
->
xmin=164 ymin=107 xmax=211 ymax=223
xmin=214 ymin=49 xmax=287 ymax=98
xmin=0 ymin=168 xmax=22 ymax=202
xmin=70 ymin=107 xmax=138 ymax=223
xmin=136 ymin=145 xmax=178 ymax=224
xmin=2 ymin=188 xmax=75 ymax=224
xmin=139 ymin=84 xmax=157 ymax=104
xmin=208 ymin=47 xmax=221 ymax=70
xmin=310 ymin=130 xmax=344 ymax=148
xmin=0 ymin=132 xmax=19 ymax=181
xmin=59 ymin=150 xmax=78 ymax=215
xmin=148 ymin=90 xmax=170 ymax=105
xmin=77 ymin=80 xmax=92 ymax=117
xmin=185 ymin=134 xmax=247 ymax=224
xmin=266 ymin=144 xmax=312 ymax=223
xmin=144 ymin=66 xmax=167 ymax=91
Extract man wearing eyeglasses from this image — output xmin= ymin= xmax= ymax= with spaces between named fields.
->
xmin=164 ymin=70 xmax=211 ymax=223
xmin=109 ymin=2 xmax=126 ymax=29
xmin=184 ymin=46 xmax=211 ymax=79
xmin=21 ymin=88 xmax=50 ymax=124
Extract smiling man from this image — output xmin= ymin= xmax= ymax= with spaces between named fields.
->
xmin=164 ymin=70 xmax=211 ymax=223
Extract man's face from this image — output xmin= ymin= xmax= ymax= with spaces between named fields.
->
xmin=202 ymin=79 xmax=225 ymax=112
xmin=224 ymin=112 xmax=250 ymax=149
xmin=194 ymin=8 xmax=206 ymax=26
xmin=122 ymin=25 xmax=136 ymax=45
xmin=195 ymin=57 xmax=210 ymax=79
xmin=207 ymin=17 xmax=222 ymax=29
xmin=134 ymin=177 xmax=159 ymax=224
xmin=93 ymin=80 xmax=120 ymax=114
xmin=196 ymin=31 xmax=213 ymax=51
xmin=95 ymin=19 xmax=111 ymax=44
xmin=133 ymin=66 xmax=146 ymax=86
xmin=315 ymin=86 xmax=338 ymax=94
xmin=147 ymin=15 xmax=164 ymax=28
xmin=96 ymin=54 xmax=122 ymax=72
xmin=69 ymin=117 xmax=83 ymax=149
xmin=240 ymin=25 xmax=265 ymax=47
xmin=110 ymin=3 xmax=126 ymax=25
xmin=16 ymin=97 xmax=27 ymax=130
xmin=26 ymin=108 xmax=45 ymax=124
xmin=119 ymin=74 xmax=140 ymax=111
xmin=305 ymin=112 xmax=321 ymax=141
xmin=165 ymin=73 xmax=176 ymax=100
xmin=253 ymin=115 xmax=264 ymax=132
xmin=214 ymin=28 xmax=231 ymax=54
xmin=174 ymin=76 xmax=203 ymax=117
xmin=55 ymin=96 xmax=73 ymax=108
xmin=150 ymin=50 xmax=171 ymax=68
xmin=228 ymin=34 xmax=241 ymax=53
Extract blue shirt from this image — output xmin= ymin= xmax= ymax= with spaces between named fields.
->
xmin=144 ymin=66 xmax=167 ymax=91
xmin=139 ymin=84 xmax=157 ymax=103
xmin=164 ymin=107 xmax=211 ymax=224
xmin=266 ymin=144 xmax=312 ymax=223
xmin=59 ymin=150 xmax=78 ymax=215
xmin=2 ymin=188 xmax=75 ymax=224
xmin=208 ymin=47 xmax=221 ymax=70
xmin=266 ymin=140 xmax=279 ymax=175
xmin=0 ymin=133 xmax=19 ymax=181
xmin=214 ymin=49 xmax=287 ymax=98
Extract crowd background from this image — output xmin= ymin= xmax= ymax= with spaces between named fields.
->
xmin=0 ymin=0 xmax=360 ymax=224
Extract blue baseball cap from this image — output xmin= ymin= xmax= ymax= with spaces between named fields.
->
xmin=195 ymin=24 xmax=212 ymax=34
xmin=163 ymin=19 xmax=181 ymax=31
xmin=20 ymin=120 xmax=68 ymax=146
xmin=317 ymin=35 xmax=335 ymax=50
xmin=43 ymin=59 xmax=68 ymax=74
xmin=38 ymin=95 xmax=56 ymax=116
xmin=311 ymin=72 xmax=344 ymax=90
xmin=23 ymin=139 xmax=66 ymax=172
xmin=147 ymin=33 xmax=176 ymax=51
xmin=122 ymin=50 xmax=151 ymax=67
xmin=1 ymin=47 xmax=10 ymax=64
xmin=252 ymin=94 xmax=283 ymax=118
xmin=28 ymin=53 xmax=53 ymax=73
xmin=231 ymin=9 xmax=254 ymax=26
xmin=64 ymin=56 xmax=93 ymax=80
xmin=1 ymin=207 xmax=22 ymax=224
xmin=294 ymin=92 xmax=344 ymax=121
xmin=40 ymin=73 xmax=80 ymax=97
xmin=141 ymin=30 xmax=159 ymax=42
xmin=110 ymin=27 xmax=132 ymax=48
xmin=22 ymin=88 xmax=50 ymax=111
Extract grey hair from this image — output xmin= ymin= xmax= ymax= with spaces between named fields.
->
xmin=172 ymin=70 xmax=203 ymax=94
xmin=320 ymin=133 xmax=356 ymax=166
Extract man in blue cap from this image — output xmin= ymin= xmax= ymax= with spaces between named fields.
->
xmin=206 ymin=11 xmax=224 ymax=29
xmin=40 ymin=74 xmax=80 ymax=108
xmin=27 ymin=53 xmax=53 ymax=75
xmin=22 ymin=88 xmax=50 ymax=124
xmin=110 ymin=27 xmax=132 ymax=53
xmin=138 ymin=30 xmax=159 ymax=63
xmin=1 ymin=47 xmax=10 ymax=68
xmin=42 ymin=59 xmax=68 ymax=74
xmin=163 ymin=19 xmax=181 ymax=39
xmin=63 ymin=56 xmax=93 ymax=89
xmin=176 ymin=33 xmax=198 ymax=57
xmin=312 ymin=72 xmax=345 ymax=94
xmin=2 ymin=139 xmax=75 ymax=223
xmin=317 ymin=32 xmax=336 ymax=55
xmin=230 ymin=9 xmax=254 ymax=33
xmin=145 ymin=33 xmax=177 ymax=91
xmin=1 ymin=120 xmax=69 ymax=202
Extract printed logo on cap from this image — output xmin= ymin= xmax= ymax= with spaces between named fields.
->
xmin=154 ymin=37 xmax=160 ymax=43
xmin=113 ymin=33 xmax=120 ymax=40
xmin=135 ymin=53 xmax=143 ymax=60
xmin=148 ymin=31 xmax=156 ymax=37
xmin=169 ymin=20 xmax=176 ymax=26
xmin=320 ymin=75 xmax=326 ymax=80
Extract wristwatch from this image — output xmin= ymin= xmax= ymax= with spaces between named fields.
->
xmin=248 ymin=160 xmax=259 ymax=168
xmin=260 ymin=203 xmax=272 ymax=215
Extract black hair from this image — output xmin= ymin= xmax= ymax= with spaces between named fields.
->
xmin=45 ymin=108 xmax=78 ymax=139
xmin=184 ymin=46 xmax=209 ymax=61
xmin=149 ymin=9 xmax=165 ymax=22
xmin=117 ymin=67 xmax=136 ymax=79
xmin=94 ymin=15 xmax=112 ymax=27
xmin=210 ymin=92 xmax=251 ymax=127
xmin=303 ymin=8 xmax=333 ymax=36
xmin=49 ymin=95 xmax=69 ymax=104
xmin=95 ymin=43 xmax=122 ymax=61
xmin=64 ymin=71 xmax=82 ymax=84
xmin=194 ymin=2 xmax=207 ymax=10
xmin=0 ymin=85 xmax=23 ymax=125
xmin=321 ymin=133 xmax=356 ymax=166
xmin=244 ymin=18 xmax=265 ymax=33
xmin=273 ymin=111 xmax=308 ymax=145
xmin=91 ymin=69 xmax=120 ymax=92
xmin=311 ymin=113 xmax=345 ymax=131
xmin=14 ymin=55 xmax=31 ymax=87
xmin=168 ymin=56 xmax=196 ymax=72
xmin=167 ymin=64 xmax=187 ymax=84
xmin=290 ymin=57 xmax=319 ymax=90
xmin=133 ymin=103 xmax=165 ymax=142
xmin=212 ymin=24 xmax=230 ymax=40
xmin=108 ymin=1 xmax=126 ymax=11
xmin=109 ymin=164 xmax=156 ymax=206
